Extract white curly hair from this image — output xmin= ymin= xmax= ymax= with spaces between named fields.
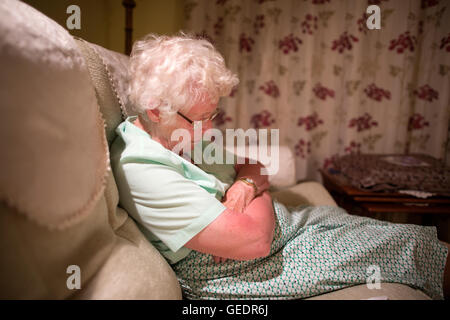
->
xmin=128 ymin=32 xmax=239 ymax=124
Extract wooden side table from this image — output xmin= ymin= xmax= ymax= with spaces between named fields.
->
xmin=319 ymin=168 xmax=450 ymax=241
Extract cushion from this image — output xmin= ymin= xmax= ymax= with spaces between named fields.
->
xmin=0 ymin=171 xmax=182 ymax=299
xmin=70 ymin=171 xmax=182 ymax=300
xmin=225 ymin=144 xmax=297 ymax=190
xmin=0 ymin=0 xmax=109 ymax=229
xmin=271 ymin=181 xmax=338 ymax=207
xmin=305 ymin=283 xmax=431 ymax=300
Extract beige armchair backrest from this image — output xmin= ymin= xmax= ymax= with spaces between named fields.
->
xmin=0 ymin=0 xmax=181 ymax=299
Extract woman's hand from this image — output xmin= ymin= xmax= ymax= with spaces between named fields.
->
xmin=222 ymin=180 xmax=256 ymax=214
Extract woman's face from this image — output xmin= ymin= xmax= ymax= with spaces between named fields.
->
xmin=166 ymin=100 xmax=217 ymax=151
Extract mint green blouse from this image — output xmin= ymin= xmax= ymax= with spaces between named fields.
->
xmin=110 ymin=116 xmax=237 ymax=264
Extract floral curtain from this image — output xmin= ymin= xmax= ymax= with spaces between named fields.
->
xmin=183 ymin=0 xmax=450 ymax=182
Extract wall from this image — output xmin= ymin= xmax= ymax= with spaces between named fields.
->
xmin=22 ymin=0 xmax=184 ymax=54
xmin=134 ymin=0 xmax=184 ymax=41
xmin=106 ymin=0 xmax=185 ymax=53
xmin=23 ymin=0 xmax=110 ymax=48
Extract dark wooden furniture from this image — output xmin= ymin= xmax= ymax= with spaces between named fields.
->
xmin=319 ymin=168 xmax=450 ymax=241
xmin=320 ymin=168 xmax=450 ymax=215
xmin=122 ymin=0 xmax=136 ymax=55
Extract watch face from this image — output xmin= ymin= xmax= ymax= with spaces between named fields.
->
xmin=245 ymin=178 xmax=255 ymax=184
xmin=240 ymin=178 xmax=257 ymax=193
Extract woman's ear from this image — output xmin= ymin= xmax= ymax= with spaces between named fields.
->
xmin=145 ymin=108 xmax=160 ymax=123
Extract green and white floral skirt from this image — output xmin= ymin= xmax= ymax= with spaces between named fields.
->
xmin=173 ymin=201 xmax=448 ymax=300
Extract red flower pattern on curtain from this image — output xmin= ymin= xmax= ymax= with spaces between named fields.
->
xmin=239 ymin=33 xmax=255 ymax=53
xmin=345 ymin=141 xmax=362 ymax=154
xmin=331 ymin=32 xmax=359 ymax=53
xmin=414 ymin=85 xmax=439 ymax=102
xmin=421 ymin=0 xmax=439 ymax=9
xmin=250 ymin=110 xmax=276 ymax=129
xmin=408 ymin=113 xmax=430 ymax=131
xmin=313 ymin=83 xmax=335 ymax=100
xmin=297 ymin=112 xmax=324 ymax=131
xmin=259 ymin=80 xmax=280 ymax=98
xmin=301 ymin=14 xmax=318 ymax=35
xmin=348 ymin=113 xmax=378 ymax=132
xmin=184 ymin=0 xmax=450 ymax=181
xmin=364 ymin=83 xmax=391 ymax=101
xmin=295 ymin=139 xmax=311 ymax=158
xmin=389 ymin=32 xmax=417 ymax=53
xmin=357 ymin=12 xmax=369 ymax=34
xmin=440 ymin=33 xmax=450 ymax=52
xmin=279 ymin=34 xmax=303 ymax=54
xmin=254 ymin=15 xmax=265 ymax=34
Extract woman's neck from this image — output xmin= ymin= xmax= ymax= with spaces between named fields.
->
xmin=132 ymin=116 xmax=170 ymax=150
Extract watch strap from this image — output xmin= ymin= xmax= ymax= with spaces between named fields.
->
xmin=238 ymin=177 xmax=258 ymax=194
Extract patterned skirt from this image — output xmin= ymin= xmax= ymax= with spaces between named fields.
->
xmin=173 ymin=201 xmax=448 ymax=300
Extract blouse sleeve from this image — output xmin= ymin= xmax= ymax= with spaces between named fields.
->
xmin=115 ymin=161 xmax=227 ymax=252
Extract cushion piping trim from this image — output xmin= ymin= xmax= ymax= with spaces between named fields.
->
xmin=74 ymin=37 xmax=129 ymax=120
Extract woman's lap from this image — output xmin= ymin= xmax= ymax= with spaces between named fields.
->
xmin=173 ymin=202 xmax=448 ymax=300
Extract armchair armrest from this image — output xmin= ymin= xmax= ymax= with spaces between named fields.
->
xmin=271 ymin=181 xmax=337 ymax=207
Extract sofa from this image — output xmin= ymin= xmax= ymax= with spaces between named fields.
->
xmin=0 ymin=0 xmax=431 ymax=300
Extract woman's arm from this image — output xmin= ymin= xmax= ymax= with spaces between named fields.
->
xmin=207 ymin=159 xmax=272 ymax=263
xmin=184 ymin=191 xmax=275 ymax=261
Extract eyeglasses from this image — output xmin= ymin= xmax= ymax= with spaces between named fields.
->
xmin=177 ymin=108 xmax=220 ymax=125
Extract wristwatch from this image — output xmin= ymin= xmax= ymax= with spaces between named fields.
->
xmin=238 ymin=177 xmax=258 ymax=194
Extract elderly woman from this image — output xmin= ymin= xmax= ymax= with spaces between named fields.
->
xmin=111 ymin=33 xmax=449 ymax=300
